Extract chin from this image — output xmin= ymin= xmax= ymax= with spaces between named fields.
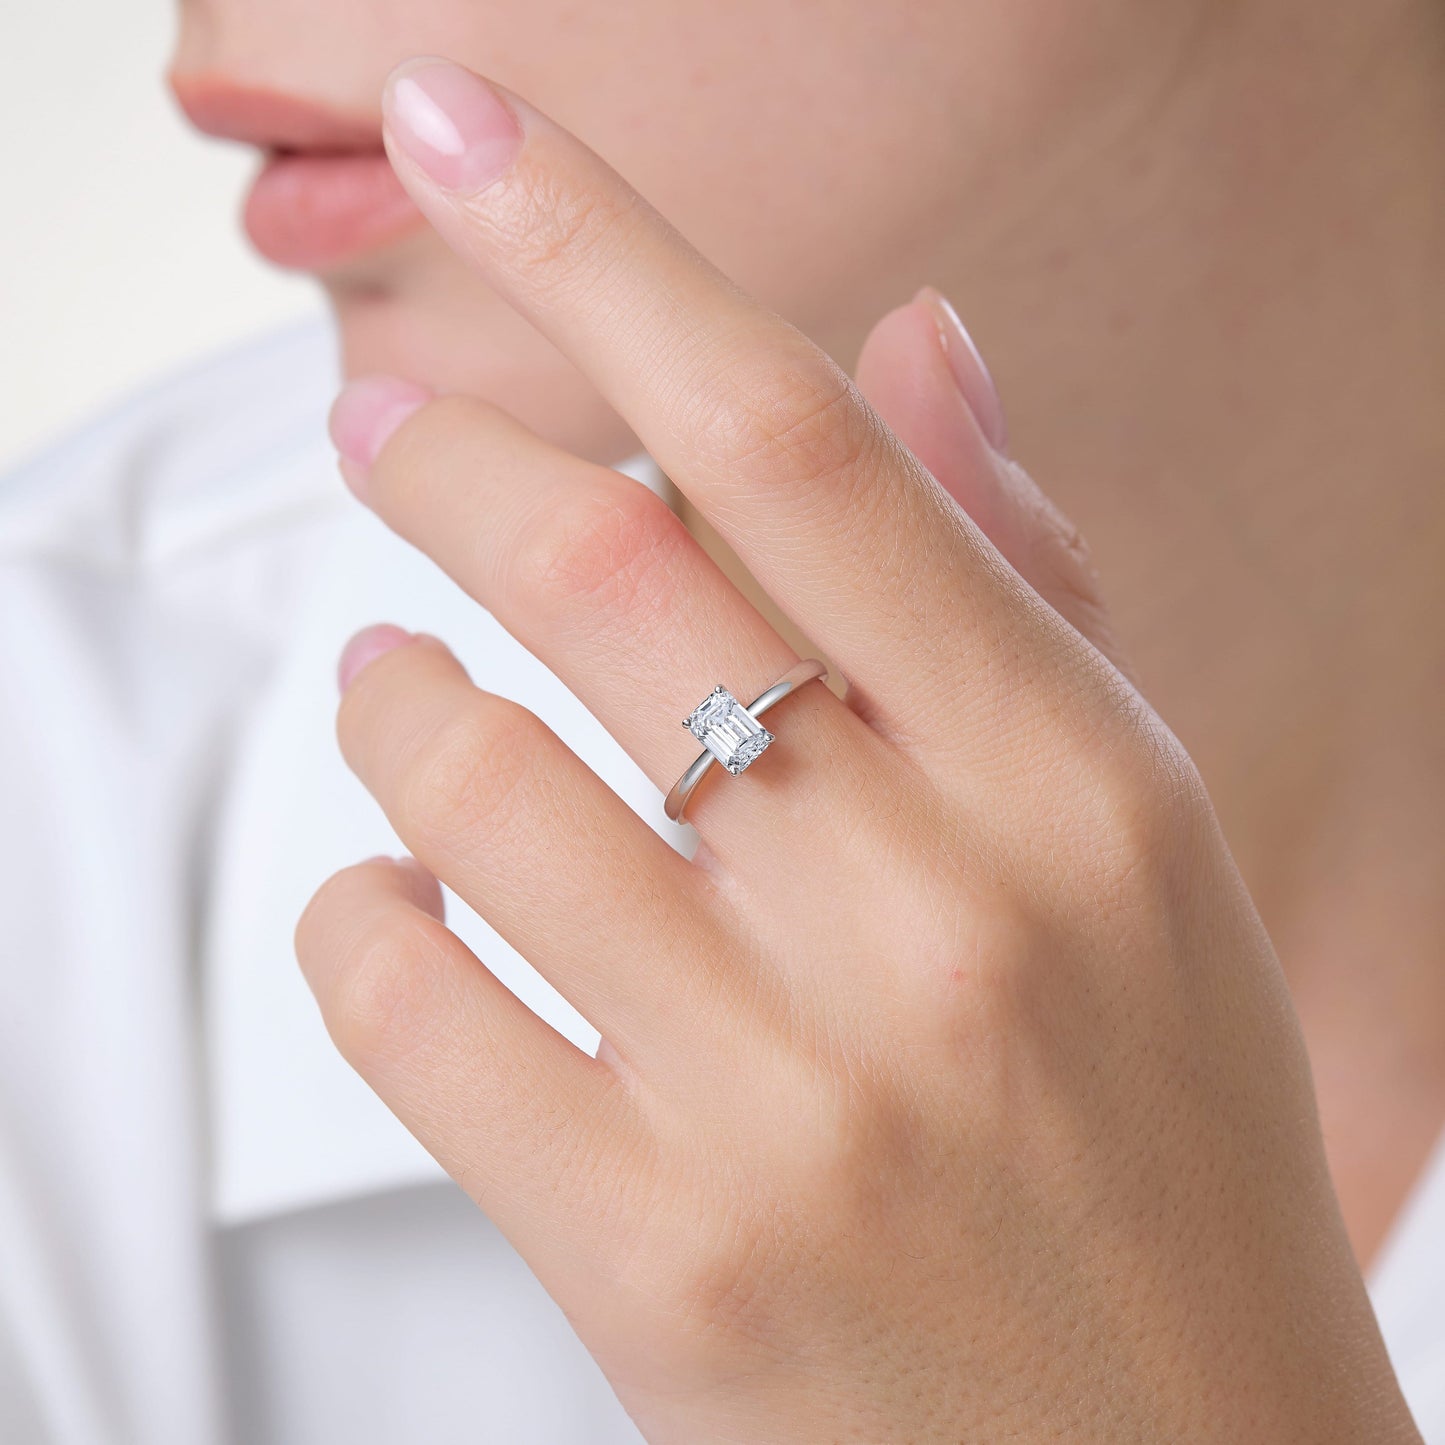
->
xmin=325 ymin=269 xmax=638 ymax=465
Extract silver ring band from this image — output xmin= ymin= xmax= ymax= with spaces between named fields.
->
xmin=664 ymin=658 xmax=829 ymax=823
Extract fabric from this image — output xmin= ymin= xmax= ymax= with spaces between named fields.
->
xmin=0 ymin=318 xmax=1439 ymax=1443
xmin=1369 ymin=1126 xmax=1445 ymax=1434
xmin=218 ymin=1183 xmax=642 ymax=1444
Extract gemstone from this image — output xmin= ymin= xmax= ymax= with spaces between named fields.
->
xmin=683 ymin=684 xmax=775 ymax=775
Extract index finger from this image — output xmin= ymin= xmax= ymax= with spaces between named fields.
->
xmin=378 ymin=57 xmax=1107 ymax=767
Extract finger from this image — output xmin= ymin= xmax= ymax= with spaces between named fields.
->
xmin=854 ymin=289 xmax=1136 ymax=683
xmin=295 ymin=852 xmax=640 ymax=1252
xmin=374 ymin=57 xmax=1097 ymax=762
xmin=331 ymin=377 xmax=888 ymax=862
xmin=332 ymin=626 xmax=758 ymax=1067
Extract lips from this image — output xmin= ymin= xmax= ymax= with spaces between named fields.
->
xmin=170 ymin=76 xmax=426 ymax=270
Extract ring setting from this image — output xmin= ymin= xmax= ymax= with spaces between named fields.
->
xmin=664 ymin=658 xmax=829 ymax=823
xmin=684 ymin=684 xmax=775 ymax=776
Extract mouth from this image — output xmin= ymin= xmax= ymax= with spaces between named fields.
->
xmin=169 ymin=75 xmax=426 ymax=271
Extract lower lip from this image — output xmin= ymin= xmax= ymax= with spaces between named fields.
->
xmin=243 ymin=151 xmax=424 ymax=270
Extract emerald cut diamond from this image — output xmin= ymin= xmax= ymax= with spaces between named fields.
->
xmin=683 ymin=685 xmax=774 ymax=775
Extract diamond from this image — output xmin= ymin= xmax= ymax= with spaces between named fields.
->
xmin=683 ymin=684 xmax=775 ymax=775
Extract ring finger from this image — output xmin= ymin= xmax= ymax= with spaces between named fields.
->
xmin=331 ymin=380 xmax=893 ymax=866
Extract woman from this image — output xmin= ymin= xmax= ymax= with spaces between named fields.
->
xmin=2 ymin=0 xmax=1439 ymax=1440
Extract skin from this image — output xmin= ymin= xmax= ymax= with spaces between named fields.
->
xmin=167 ymin=0 xmax=1445 ymax=1435
xmin=170 ymin=0 xmax=1207 ymax=462
xmin=288 ymin=62 xmax=1423 ymax=1440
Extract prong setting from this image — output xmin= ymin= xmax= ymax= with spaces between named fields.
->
xmin=683 ymin=684 xmax=774 ymax=775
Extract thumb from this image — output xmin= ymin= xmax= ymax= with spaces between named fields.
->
xmin=855 ymin=287 xmax=1135 ymax=684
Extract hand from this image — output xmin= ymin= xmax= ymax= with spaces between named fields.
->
xmin=296 ymin=58 xmax=1418 ymax=1444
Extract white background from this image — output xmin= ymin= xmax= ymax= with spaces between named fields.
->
xmin=0 ymin=3 xmax=318 ymax=471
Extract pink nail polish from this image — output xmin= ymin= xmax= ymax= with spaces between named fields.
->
xmin=327 ymin=375 xmax=429 ymax=496
xmin=384 ymin=58 xmax=523 ymax=194
xmin=915 ymin=286 xmax=1008 ymax=453
xmin=337 ymin=623 xmax=413 ymax=693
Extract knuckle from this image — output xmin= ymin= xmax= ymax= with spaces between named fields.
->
xmin=627 ymin=1188 xmax=784 ymax=1355
xmin=1053 ymin=511 xmax=1098 ymax=578
xmin=1002 ymin=459 xmax=1100 ymax=576
xmin=643 ymin=1082 xmax=907 ymax=1359
xmin=507 ymin=481 xmax=688 ymax=626
xmin=293 ymin=862 xmax=358 ymax=967
xmin=325 ymin=909 xmax=446 ymax=1071
xmin=1111 ymin=723 xmax=1207 ymax=853
xmin=689 ymin=343 xmax=880 ymax=488
xmin=398 ymin=695 xmax=544 ymax=850
xmin=670 ymin=1209 xmax=779 ymax=1342
xmin=776 ymin=1064 xmax=906 ymax=1220
xmin=1076 ymin=706 xmax=1214 ymax=903
xmin=367 ymin=393 xmax=486 ymax=505
xmin=487 ymin=172 xmax=630 ymax=298
xmin=914 ymin=890 xmax=1047 ymax=1050
xmin=1041 ymin=525 xmax=1104 ymax=615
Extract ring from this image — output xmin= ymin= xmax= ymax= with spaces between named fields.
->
xmin=664 ymin=658 xmax=829 ymax=823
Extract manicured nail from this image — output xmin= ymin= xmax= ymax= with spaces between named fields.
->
xmin=338 ymin=623 xmax=413 ymax=693
xmin=915 ymin=286 xmax=1008 ymax=453
xmin=328 ymin=375 xmax=429 ymax=497
xmin=383 ymin=58 xmax=523 ymax=193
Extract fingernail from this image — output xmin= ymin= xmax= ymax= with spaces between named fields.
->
xmin=328 ymin=375 xmax=430 ymax=497
xmin=915 ymin=286 xmax=1008 ymax=453
xmin=384 ymin=58 xmax=523 ymax=194
xmin=338 ymin=623 xmax=413 ymax=693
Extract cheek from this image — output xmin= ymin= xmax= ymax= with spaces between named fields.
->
xmin=408 ymin=1 xmax=1174 ymax=363
xmin=310 ymin=0 xmax=1195 ymax=446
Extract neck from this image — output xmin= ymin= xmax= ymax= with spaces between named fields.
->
xmin=957 ymin=0 xmax=1445 ymax=1263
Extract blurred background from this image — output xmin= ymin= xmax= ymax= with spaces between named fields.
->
xmin=0 ymin=3 xmax=318 ymax=471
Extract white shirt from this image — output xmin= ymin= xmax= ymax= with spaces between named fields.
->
xmin=0 ymin=319 xmax=1440 ymax=1443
